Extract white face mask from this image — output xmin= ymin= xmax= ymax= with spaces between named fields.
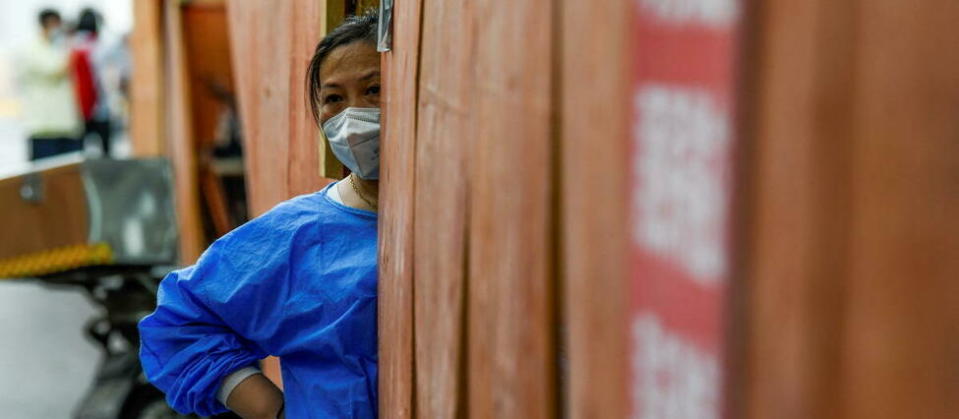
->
xmin=322 ymin=107 xmax=381 ymax=180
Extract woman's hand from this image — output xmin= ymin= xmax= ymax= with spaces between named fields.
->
xmin=225 ymin=373 xmax=285 ymax=419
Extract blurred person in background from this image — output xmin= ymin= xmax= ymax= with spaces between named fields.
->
xmin=18 ymin=8 xmax=82 ymax=161
xmin=70 ymin=7 xmax=112 ymax=157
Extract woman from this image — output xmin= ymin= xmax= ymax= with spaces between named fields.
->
xmin=139 ymin=11 xmax=382 ymax=419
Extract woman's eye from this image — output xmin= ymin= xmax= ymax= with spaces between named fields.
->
xmin=366 ymin=85 xmax=380 ymax=95
xmin=324 ymin=94 xmax=343 ymax=104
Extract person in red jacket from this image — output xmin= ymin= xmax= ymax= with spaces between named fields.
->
xmin=69 ymin=8 xmax=112 ymax=157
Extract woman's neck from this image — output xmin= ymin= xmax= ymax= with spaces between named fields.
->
xmin=356 ymin=175 xmax=379 ymax=198
xmin=338 ymin=173 xmax=379 ymax=212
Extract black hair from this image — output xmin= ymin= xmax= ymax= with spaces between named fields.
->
xmin=38 ymin=9 xmax=61 ymax=27
xmin=307 ymin=10 xmax=379 ymax=124
xmin=76 ymin=8 xmax=100 ymax=34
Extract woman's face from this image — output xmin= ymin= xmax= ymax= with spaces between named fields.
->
xmin=318 ymin=41 xmax=381 ymax=125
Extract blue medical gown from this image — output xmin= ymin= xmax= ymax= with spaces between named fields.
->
xmin=138 ymin=185 xmax=378 ymax=418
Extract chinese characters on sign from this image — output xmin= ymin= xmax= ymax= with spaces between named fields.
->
xmin=629 ymin=0 xmax=740 ymax=418
xmin=634 ymin=84 xmax=730 ymax=285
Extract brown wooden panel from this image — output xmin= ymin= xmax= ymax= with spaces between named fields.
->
xmin=559 ymin=0 xmax=630 ymax=416
xmin=130 ymin=0 xmax=165 ymax=157
xmin=412 ymin=0 xmax=474 ymax=416
xmin=466 ymin=0 xmax=557 ymax=417
xmin=164 ymin=0 xmax=205 ymax=263
xmin=226 ymin=0 xmax=331 ymax=218
xmin=839 ymin=1 xmax=959 ymax=417
xmin=739 ymin=0 xmax=852 ymax=416
xmin=182 ymin=4 xmax=235 ymax=237
xmin=0 ymin=164 xmax=89 ymax=257
xmin=226 ymin=0 xmax=291 ymax=215
xmin=739 ymin=0 xmax=959 ymax=418
xmin=378 ymin=0 xmax=422 ymax=416
xmin=181 ymin=4 xmax=233 ymax=151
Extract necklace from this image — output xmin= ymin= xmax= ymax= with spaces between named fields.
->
xmin=349 ymin=174 xmax=377 ymax=210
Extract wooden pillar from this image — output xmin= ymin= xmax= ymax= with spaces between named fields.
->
xmin=465 ymin=0 xmax=558 ymax=416
xmin=411 ymin=0 xmax=474 ymax=416
xmin=379 ymin=0 xmax=558 ymax=416
xmin=163 ymin=0 xmax=205 ymax=263
xmin=738 ymin=0 xmax=959 ymax=418
xmin=559 ymin=0 xmax=631 ymax=416
xmin=839 ymin=3 xmax=959 ymax=416
xmin=129 ymin=0 xmax=166 ymax=157
xmin=378 ymin=0 xmax=422 ymax=416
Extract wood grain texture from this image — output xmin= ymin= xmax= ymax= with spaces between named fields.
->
xmin=740 ymin=0 xmax=857 ymax=416
xmin=739 ymin=0 xmax=959 ymax=418
xmin=839 ymin=1 xmax=959 ymax=417
xmin=226 ymin=0 xmax=331 ymax=218
xmin=381 ymin=1 xmax=559 ymax=416
xmin=466 ymin=0 xmax=557 ymax=417
xmin=182 ymin=4 xmax=235 ymax=236
xmin=378 ymin=0 xmax=422 ymax=415
xmin=740 ymin=0 xmax=851 ymax=415
xmin=412 ymin=0 xmax=475 ymax=416
xmin=0 ymin=164 xmax=89 ymax=257
xmin=164 ymin=0 xmax=205 ymax=263
xmin=129 ymin=0 xmax=165 ymax=157
xmin=559 ymin=0 xmax=630 ymax=416
xmin=226 ymin=0 xmax=285 ymax=215
xmin=181 ymin=4 xmax=234 ymax=152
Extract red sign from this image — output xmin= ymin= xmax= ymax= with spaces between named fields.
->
xmin=629 ymin=1 xmax=740 ymax=418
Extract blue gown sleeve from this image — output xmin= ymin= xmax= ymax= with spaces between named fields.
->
xmin=138 ymin=207 xmax=308 ymax=416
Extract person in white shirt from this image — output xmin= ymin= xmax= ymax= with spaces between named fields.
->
xmin=18 ymin=9 xmax=83 ymax=161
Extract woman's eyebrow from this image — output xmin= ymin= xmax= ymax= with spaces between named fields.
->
xmin=322 ymin=71 xmax=380 ymax=89
xmin=359 ymin=70 xmax=381 ymax=81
